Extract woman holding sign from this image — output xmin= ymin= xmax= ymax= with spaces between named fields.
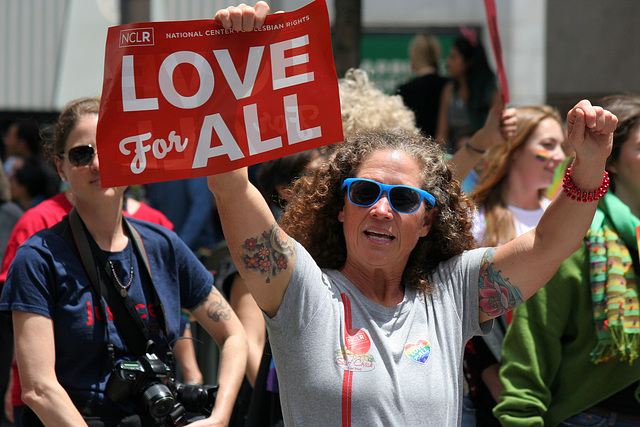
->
xmin=210 ymin=4 xmax=616 ymax=426
xmin=0 ymin=97 xmax=248 ymax=427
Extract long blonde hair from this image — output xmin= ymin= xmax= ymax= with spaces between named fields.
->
xmin=471 ymin=105 xmax=562 ymax=246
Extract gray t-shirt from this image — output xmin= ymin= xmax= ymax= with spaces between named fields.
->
xmin=265 ymin=241 xmax=491 ymax=426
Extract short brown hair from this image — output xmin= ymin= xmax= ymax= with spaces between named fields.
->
xmin=47 ymin=97 xmax=100 ymax=159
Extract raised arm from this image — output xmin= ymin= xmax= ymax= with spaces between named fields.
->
xmin=207 ymin=168 xmax=295 ymax=319
xmin=477 ymin=99 xmax=617 ymax=324
xmin=209 ymin=3 xmax=295 ymax=319
xmin=448 ymin=103 xmax=517 ymax=183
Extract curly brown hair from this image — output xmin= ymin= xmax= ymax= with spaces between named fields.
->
xmin=278 ymin=128 xmax=476 ymax=293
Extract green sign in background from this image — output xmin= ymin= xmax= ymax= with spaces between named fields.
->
xmin=359 ymin=29 xmax=470 ymax=94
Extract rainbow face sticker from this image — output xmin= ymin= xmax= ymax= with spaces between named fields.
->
xmin=535 ymin=148 xmax=550 ymax=162
xmin=404 ymin=340 xmax=431 ymax=364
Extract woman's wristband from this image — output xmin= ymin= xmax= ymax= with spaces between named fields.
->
xmin=465 ymin=141 xmax=486 ymax=154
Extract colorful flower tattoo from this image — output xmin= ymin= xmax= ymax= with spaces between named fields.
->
xmin=241 ymin=223 xmax=295 ymax=284
xmin=478 ymin=248 xmax=523 ymax=317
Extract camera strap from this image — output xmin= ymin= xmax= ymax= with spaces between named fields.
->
xmin=65 ymin=208 xmax=169 ymax=359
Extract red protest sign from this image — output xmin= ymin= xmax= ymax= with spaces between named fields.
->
xmin=484 ymin=0 xmax=509 ymax=104
xmin=97 ymin=0 xmax=343 ymax=187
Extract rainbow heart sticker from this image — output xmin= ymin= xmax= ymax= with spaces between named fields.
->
xmin=404 ymin=340 xmax=431 ymax=364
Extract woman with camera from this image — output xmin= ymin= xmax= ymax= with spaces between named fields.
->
xmin=0 ymin=97 xmax=248 ymax=426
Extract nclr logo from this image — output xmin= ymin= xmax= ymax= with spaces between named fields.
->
xmin=120 ymin=28 xmax=155 ymax=48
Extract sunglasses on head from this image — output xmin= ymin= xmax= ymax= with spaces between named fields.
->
xmin=59 ymin=144 xmax=96 ymax=167
xmin=341 ymin=178 xmax=436 ymax=214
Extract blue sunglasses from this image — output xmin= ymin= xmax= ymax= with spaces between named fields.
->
xmin=342 ymin=178 xmax=436 ymax=214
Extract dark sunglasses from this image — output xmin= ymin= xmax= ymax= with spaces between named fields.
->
xmin=342 ymin=178 xmax=436 ymax=214
xmin=58 ymin=144 xmax=96 ymax=167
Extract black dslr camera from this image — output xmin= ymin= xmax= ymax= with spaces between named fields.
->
xmin=106 ymin=353 xmax=217 ymax=425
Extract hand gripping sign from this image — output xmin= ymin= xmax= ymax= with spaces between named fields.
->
xmin=97 ymin=0 xmax=343 ymax=187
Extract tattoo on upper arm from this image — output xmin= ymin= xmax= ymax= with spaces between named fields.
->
xmin=478 ymin=248 xmax=524 ymax=317
xmin=192 ymin=287 xmax=232 ymax=323
xmin=240 ymin=223 xmax=295 ymax=284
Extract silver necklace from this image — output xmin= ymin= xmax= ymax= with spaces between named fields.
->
xmin=108 ymin=247 xmax=134 ymax=291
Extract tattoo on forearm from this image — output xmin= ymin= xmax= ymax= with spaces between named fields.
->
xmin=478 ymin=248 xmax=524 ymax=317
xmin=240 ymin=223 xmax=295 ymax=284
xmin=205 ymin=288 xmax=231 ymax=322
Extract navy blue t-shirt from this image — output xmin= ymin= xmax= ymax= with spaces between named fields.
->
xmin=0 ymin=216 xmax=213 ymax=411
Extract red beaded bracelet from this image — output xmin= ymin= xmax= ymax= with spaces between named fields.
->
xmin=562 ymin=165 xmax=610 ymax=202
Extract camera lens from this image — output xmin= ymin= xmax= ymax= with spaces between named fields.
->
xmin=141 ymin=383 xmax=175 ymax=418
xmin=171 ymin=382 xmax=217 ymax=415
xmin=176 ymin=384 xmax=207 ymax=413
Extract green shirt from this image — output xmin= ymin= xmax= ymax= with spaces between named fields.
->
xmin=494 ymin=243 xmax=640 ymax=426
